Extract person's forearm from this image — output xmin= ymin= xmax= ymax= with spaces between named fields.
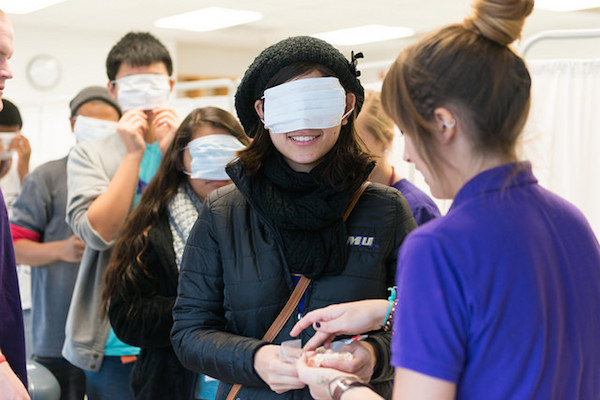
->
xmin=372 ymin=299 xmax=391 ymax=330
xmin=14 ymin=239 xmax=65 ymax=266
xmin=342 ymin=387 xmax=382 ymax=400
xmin=87 ymin=153 xmax=142 ymax=242
xmin=16 ymin=159 xmax=28 ymax=184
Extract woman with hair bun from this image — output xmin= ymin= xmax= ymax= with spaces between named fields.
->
xmin=293 ymin=0 xmax=600 ymax=399
xmin=171 ymin=35 xmax=416 ymax=400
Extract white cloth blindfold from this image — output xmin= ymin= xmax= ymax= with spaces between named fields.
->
xmin=185 ymin=134 xmax=246 ymax=180
xmin=263 ymin=77 xmax=350 ymax=134
xmin=115 ymin=74 xmax=171 ymax=111
xmin=73 ymin=116 xmax=118 ymax=143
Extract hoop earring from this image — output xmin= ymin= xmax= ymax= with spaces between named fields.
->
xmin=444 ymin=119 xmax=456 ymax=129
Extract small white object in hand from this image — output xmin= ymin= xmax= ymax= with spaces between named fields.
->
xmin=308 ymin=351 xmax=353 ymax=367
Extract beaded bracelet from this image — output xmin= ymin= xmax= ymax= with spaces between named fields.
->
xmin=383 ymin=298 xmax=398 ymax=331
xmin=381 ymin=286 xmax=397 ymax=330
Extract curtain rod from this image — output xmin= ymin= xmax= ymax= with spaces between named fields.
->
xmin=520 ymin=28 xmax=600 ymax=57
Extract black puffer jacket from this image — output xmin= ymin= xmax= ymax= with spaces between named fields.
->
xmin=109 ymin=215 xmax=195 ymax=400
xmin=172 ymin=164 xmax=417 ymax=400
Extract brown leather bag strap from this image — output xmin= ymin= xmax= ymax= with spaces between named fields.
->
xmin=262 ymin=275 xmax=311 ymax=342
xmin=226 ymin=181 xmax=369 ymax=400
xmin=344 ymin=181 xmax=369 ymax=222
xmin=226 ymin=276 xmax=310 ymax=400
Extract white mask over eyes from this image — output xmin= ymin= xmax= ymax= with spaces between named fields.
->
xmin=115 ymin=74 xmax=171 ymax=111
xmin=73 ymin=116 xmax=118 ymax=143
xmin=263 ymin=77 xmax=350 ymax=134
xmin=185 ymin=134 xmax=246 ymax=180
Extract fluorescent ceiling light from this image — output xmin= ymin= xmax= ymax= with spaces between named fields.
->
xmin=0 ymin=0 xmax=66 ymax=14
xmin=155 ymin=7 xmax=262 ymax=32
xmin=535 ymin=0 xmax=600 ymax=11
xmin=313 ymin=25 xmax=415 ymax=46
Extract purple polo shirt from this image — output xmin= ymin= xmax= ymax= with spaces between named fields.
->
xmin=392 ymin=162 xmax=600 ymax=399
xmin=392 ymin=178 xmax=441 ymax=225
xmin=0 ymin=188 xmax=27 ymax=387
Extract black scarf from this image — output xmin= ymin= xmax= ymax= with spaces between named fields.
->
xmin=247 ymin=153 xmax=372 ymax=280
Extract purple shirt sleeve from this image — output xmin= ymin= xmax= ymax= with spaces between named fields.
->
xmin=0 ymin=189 xmax=27 ymax=387
xmin=391 ymin=232 xmax=468 ymax=382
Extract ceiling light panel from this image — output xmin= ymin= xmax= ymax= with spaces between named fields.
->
xmin=0 ymin=0 xmax=67 ymax=14
xmin=155 ymin=7 xmax=263 ymax=32
xmin=313 ymin=24 xmax=416 ymax=46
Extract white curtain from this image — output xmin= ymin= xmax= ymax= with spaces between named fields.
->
xmin=520 ymin=59 xmax=600 ymax=237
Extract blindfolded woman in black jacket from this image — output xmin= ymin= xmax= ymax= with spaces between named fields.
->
xmin=171 ymin=36 xmax=417 ymax=400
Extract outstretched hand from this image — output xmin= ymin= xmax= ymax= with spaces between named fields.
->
xmin=317 ymin=341 xmax=377 ymax=383
xmin=290 ymin=300 xmax=389 ymax=350
xmin=296 ymin=353 xmax=359 ymax=400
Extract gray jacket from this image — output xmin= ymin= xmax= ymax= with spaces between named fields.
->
xmin=62 ymin=133 xmax=131 ymax=371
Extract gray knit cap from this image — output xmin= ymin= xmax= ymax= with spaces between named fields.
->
xmin=69 ymin=86 xmax=122 ymax=118
xmin=234 ymin=36 xmax=364 ymax=136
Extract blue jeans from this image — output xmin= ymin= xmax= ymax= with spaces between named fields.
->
xmin=83 ymin=356 xmax=134 ymax=400
xmin=32 ymin=355 xmax=86 ymax=400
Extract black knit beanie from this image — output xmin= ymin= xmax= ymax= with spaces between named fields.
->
xmin=235 ymin=36 xmax=364 ymax=137
xmin=0 ymin=99 xmax=22 ymax=129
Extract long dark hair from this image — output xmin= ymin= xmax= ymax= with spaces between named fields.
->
xmin=237 ymin=62 xmax=372 ymax=190
xmin=101 ymin=107 xmax=249 ymax=316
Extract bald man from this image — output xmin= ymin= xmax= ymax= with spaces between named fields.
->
xmin=0 ymin=9 xmax=31 ymax=400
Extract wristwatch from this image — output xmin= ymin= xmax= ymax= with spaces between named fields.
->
xmin=330 ymin=376 xmax=373 ymax=400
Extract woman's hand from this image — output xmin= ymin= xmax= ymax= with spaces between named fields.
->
xmin=296 ymin=353 xmax=358 ymax=400
xmin=290 ymin=300 xmax=389 ymax=350
xmin=319 ymin=341 xmax=377 ymax=383
xmin=254 ymin=344 xmax=306 ymax=393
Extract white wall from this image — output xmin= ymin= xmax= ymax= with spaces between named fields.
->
xmin=5 ymin=26 xmax=177 ymax=170
xmin=177 ymin=42 xmax=257 ymax=78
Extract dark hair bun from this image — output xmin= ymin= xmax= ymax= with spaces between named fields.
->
xmin=463 ymin=0 xmax=534 ymax=46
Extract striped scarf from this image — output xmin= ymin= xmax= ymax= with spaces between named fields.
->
xmin=167 ymin=183 xmax=202 ymax=269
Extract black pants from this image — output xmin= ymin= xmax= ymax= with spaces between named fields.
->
xmin=32 ymin=355 xmax=86 ymax=400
